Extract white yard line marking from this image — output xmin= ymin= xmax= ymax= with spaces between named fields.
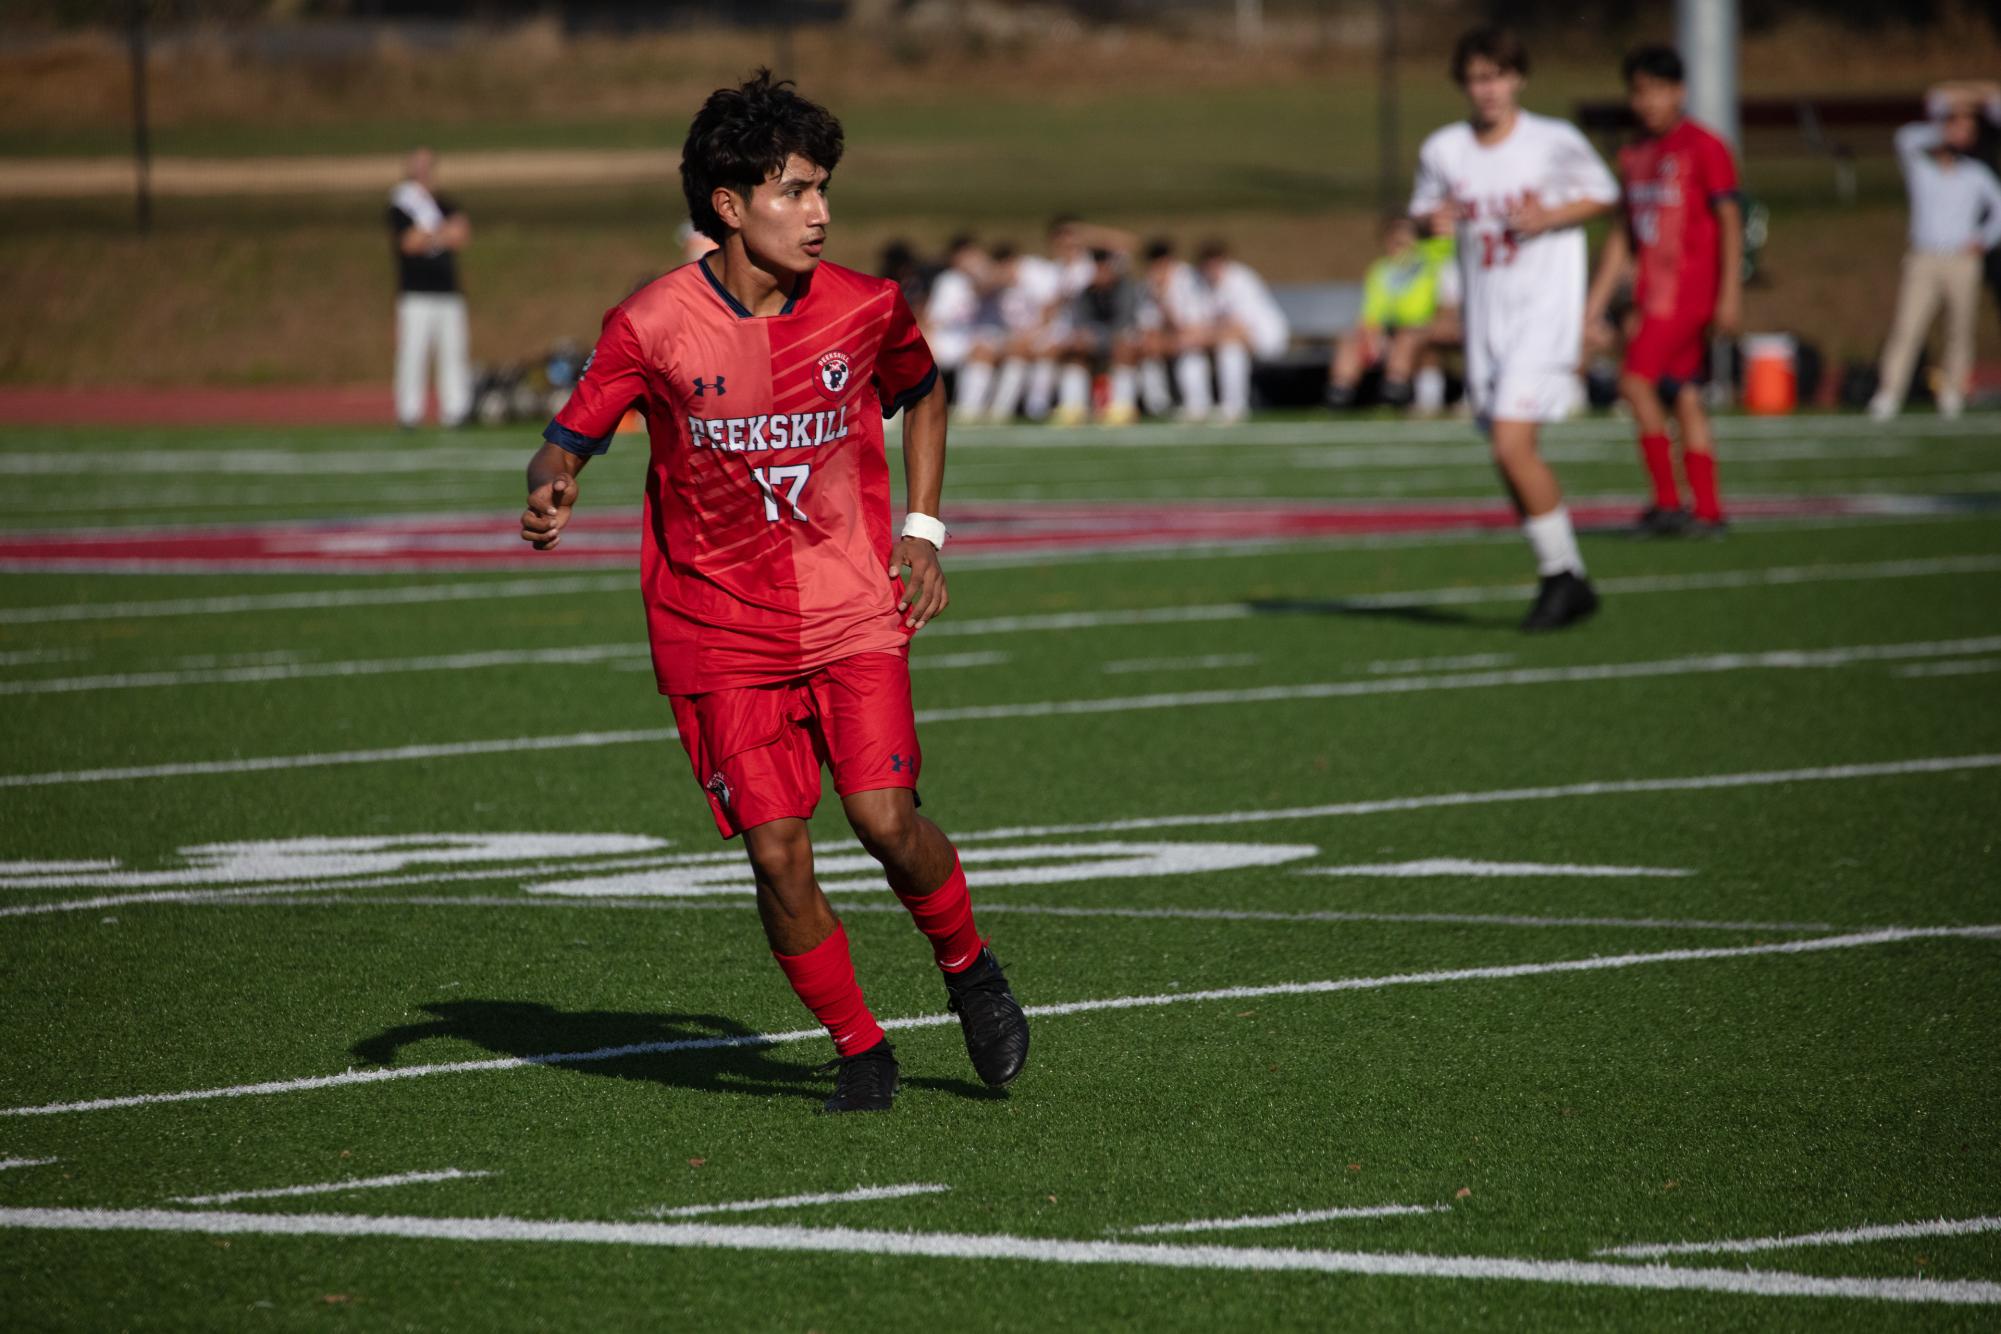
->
xmin=638 ymin=1183 xmax=950 ymax=1220
xmin=0 ymin=648 xmax=86 ymax=666
xmin=0 ymin=1156 xmax=58 ymax=1171
xmin=959 ymin=753 xmax=2001 ymax=841
xmin=1101 ymin=653 xmax=1262 ymax=675
xmin=0 ymin=860 xmax=119 ymax=876
xmin=932 ymin=554 xmax=2001 ymax=636
xmin=0 ymin=833 xmax=662 ymax=894
xmin=0 ymin=728 xmax=679 ymax=790
xmin=1896 ymin=657 xmax=2001 ymax=678
xmin=11 ymin=635 xmax=1999 ymax=789
xmin=913 ymin=636 xmax=2001 ymax=727
xmin=962 ymin=904 xmax=1833 ymax=933
xmin=0 ymin=851 xmax=733 ymax=919
xmin=1119 ymin=1203 xmax=1448 ymax=1235
xmin=0 ymin=645 xmax=1006 ymax=695
xmin=160 ymin=895 xmax=1850 ymax=936
xmin=1366 ymin=653 xmax=1513 ymax=674
xmin=170 ymin=1168 xmax=493 ymax=1206
xmin=0 ymin=574 xmax=632 ymax=626
xmin=0 ymin=644 xmax=647 ymax=696
xmin=4 ymin=550 xmax=1992 ymax=630
xmin=0 ymin=1207 xmax=1996 ymax=1303
xmin=1299 ymin=860 xmax=1692 ymax=879
xmin=912 ymin=651 xmax=1012 ymax=671
xmin=3 ymin=926 xmax=1991 ymax=1119
xmin=3 ymin=753 xmax=1993 ymax=918
xmin=1596 ymin=1215 xmax=2001 ymax=1260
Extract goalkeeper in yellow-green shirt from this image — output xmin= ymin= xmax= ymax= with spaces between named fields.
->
xmin=1326 ymin=216 xmax=1455 ymax=412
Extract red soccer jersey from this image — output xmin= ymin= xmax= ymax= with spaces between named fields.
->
xmin=1617 ymin=118 xmax=1740 ymax=321
xmin=546 ymin=257 xmax=938 ymax=696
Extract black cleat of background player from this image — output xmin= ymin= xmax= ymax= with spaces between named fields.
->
xmin=1631 ymin=505 xmax=1689 ymax=539
xmin=816 ymin=1038 xmax=899 ymax=1114
xmin=1520 ymin=571 xmax=1600 ymax=633
xmin=945 ymin=947 xmax=1030 ymax=1087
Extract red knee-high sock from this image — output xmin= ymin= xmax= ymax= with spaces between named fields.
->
xmin=1683 ymin=448 xmax=1723 ymax=522
xmin=1639 ymin=433 xmax=1680 ymax=510
xmin=895 ymin=852 xmax=984 ymax=974
xmin=773 ymin=922 xmax=884 ymax=1056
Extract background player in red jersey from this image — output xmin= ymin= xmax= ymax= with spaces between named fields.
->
xmin=1585 ymin=45 xmax=1744 ymax=538
xmin=516 ymin=71 xmax=1028 ymax=1115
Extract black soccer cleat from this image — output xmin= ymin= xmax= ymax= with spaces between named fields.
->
xmin=1686 ymin=516 xmax=1730 ymax=540
xmin=1520 ymin=571 xmax=1600 ymax=633
xmin=1631 ymin=505 xmax=1689 ymax=538
xmin=816 ymin=1038 xmax=899 ymax=1114
xmin=944 ymin=947 xmax=1030 ymax=1088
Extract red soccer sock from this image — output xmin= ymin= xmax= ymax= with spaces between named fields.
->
xmin=1683 ymin=448 xmax=1724 ymax=522
xmin=1639 ymin=433 xmax=1681 ymax=510
xmin=895 ymin=852 xmax=984 ymax=974
xmin=772 ymin=922 xmax=885 ymax=1056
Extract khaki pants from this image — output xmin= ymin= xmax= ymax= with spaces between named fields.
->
xmin=1876 ymin=250 xmax=1982 ymax=402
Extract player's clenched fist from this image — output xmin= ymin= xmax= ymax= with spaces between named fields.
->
xmin=521 ymin=464 xmax=580 ymax=551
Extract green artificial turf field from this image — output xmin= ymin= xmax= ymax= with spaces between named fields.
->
xmin=1 ymin=411 xmax=1998 ymax=1330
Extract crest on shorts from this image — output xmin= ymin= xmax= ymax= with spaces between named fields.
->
xmin=813 ymin=349 xmax=852 ymax=400
xmin=705 ymin=771 xmax=732 ymax=808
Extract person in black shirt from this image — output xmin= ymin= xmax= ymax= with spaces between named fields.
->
xmin=387 ymin=147 xmax=472 ymax=427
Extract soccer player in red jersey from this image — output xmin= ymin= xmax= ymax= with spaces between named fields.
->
xmin=518 ymin=72 xmax=1028 ymax=1114
xmin=1585 ymin=45 xmax=1744 ymax=538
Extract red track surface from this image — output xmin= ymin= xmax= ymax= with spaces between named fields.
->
xmin=0 ymin=498 xmax=1863 ymax=573
xmin=0 ymin=386 xmax=392 ymax=428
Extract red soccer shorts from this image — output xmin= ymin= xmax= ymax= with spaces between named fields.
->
xmin=1623 ymin=308 xmax=1712 ymax=387
xmin=669 ymin=651 xmax=921 ymax=840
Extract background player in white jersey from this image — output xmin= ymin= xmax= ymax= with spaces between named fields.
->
xmin=1140 ymin=238 xmax=1215 ymax=420
xmin=923 ymin=234 xmax=1002 ymax=423
xmin=986 ymin=216 xmax=1134 ymax=423
xmin=1197 ymin=241 xmax=1290 ymax=425
xmin=1412 ymin=27 xmax=1620 ymax=631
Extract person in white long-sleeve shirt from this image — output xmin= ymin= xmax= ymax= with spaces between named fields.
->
xmin=1871 ymin=83 xmax=2001 ymax=421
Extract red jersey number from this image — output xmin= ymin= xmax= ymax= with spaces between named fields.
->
xmin=1480 ymin=232 xmax=1520 ymax=269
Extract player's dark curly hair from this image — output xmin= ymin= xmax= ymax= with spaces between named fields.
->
xmin=681 ymin=69 xmax=844 ymax=243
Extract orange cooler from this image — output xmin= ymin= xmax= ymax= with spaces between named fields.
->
xmin=1742 ymin=334 xmax=1797 ymax=415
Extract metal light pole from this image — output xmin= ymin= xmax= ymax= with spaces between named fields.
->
xmin=1678 ymin=0 xmax=1741 ymax=405
xmin=1677 ymin=0 xmax=1739 ymax=152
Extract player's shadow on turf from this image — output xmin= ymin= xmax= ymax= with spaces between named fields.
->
xmin=349 ymin=1000 xmax=1000 ymax=1104
xmin=1246 ymin=597 xmax=1493 ymax=628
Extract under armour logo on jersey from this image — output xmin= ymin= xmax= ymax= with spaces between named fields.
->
xmin=693 ymin=376 xmax=726 ymax=397
xmin=889 ymin=754 xmax=914 ymax=773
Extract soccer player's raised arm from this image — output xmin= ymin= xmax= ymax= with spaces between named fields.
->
xmin=523 ymin=308 xmax=646 ymax=551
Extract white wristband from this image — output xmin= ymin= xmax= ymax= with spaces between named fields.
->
xmin=901 ymin=512 xmax=948 ymax=549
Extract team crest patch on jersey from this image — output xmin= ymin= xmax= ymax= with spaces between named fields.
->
xmin=813 ymin=349 xmax=852 ymax=400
